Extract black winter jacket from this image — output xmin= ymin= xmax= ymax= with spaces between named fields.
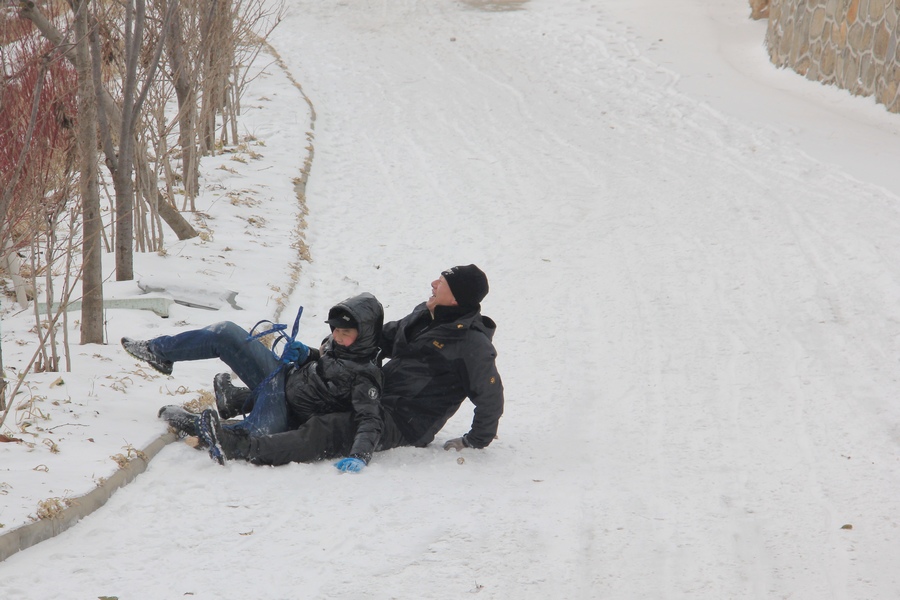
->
xmin=284 ymin=292 xmax=384 ymax=463
xmin=379 ymin=302 xmax=504 ymax=448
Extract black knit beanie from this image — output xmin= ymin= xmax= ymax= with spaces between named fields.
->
xmin=441 ymin=264 xmax=489 ymax=308
xmin=325 ymin=307 xmax=358 ymax=329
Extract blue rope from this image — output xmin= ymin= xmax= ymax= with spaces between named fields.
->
xmin=239 ymin=306 xmax=305 ymax=415
xmin=247 ymin=306 xmax=304 ymax=365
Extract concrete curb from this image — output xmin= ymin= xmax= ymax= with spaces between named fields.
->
xmin=0 ymin=431 xmax=176 ymax=563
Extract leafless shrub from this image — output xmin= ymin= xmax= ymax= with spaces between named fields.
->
xmin=1 ymin=0 xmax=284 ymax=417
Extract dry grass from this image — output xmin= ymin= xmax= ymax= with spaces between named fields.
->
xmin=34 ymin=496 xmax=75 ymax=521
xmin=110 ymin=443 xmax=148 ymax=468
xmin=181 ymin=388 xmax=216 ymax=414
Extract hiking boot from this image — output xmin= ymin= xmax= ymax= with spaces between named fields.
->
xmin=199 ymin=409 xmax=250 ymax=464
xmin=121 ymin=337 xmax=173 ymax=375
xmin=213 ymin=373 xmax=254 ymax=419
xmin=158 ymin=405 xmax=200 ymax=438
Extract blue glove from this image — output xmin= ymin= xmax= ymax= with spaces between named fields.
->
xmin=282 ymin=340 xmax=309 ymax=365
xmin=334 ymin=457 xmax=366 ymax=473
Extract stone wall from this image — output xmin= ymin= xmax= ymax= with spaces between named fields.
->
xmin=764 ymin=0 xmax=900 ymax=113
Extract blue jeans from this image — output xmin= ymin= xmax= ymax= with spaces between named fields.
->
xmin=149 ymin=321 xmax=289 ymax=436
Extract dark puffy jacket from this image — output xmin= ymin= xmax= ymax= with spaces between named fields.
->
xmin=379 ymin=302 xmax=504 ymax=448
xmin=284 ymin=292 xmax=384 ymax=463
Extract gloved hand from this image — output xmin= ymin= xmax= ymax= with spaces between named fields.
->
xmin=282 ymin=340 xmax=309 ymax=365
xmin=334 ymin=457 xmax=366 ymax=473
xmin=443 ymin=436 xmax=471 ymax=452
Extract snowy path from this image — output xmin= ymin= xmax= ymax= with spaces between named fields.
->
xmin=3 ymin=1 xmax=900 ymax=598
xmin=249 ymin=2 xmax=900 ymax=597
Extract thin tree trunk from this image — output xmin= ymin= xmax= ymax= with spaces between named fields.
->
xmin=74 ymin=0 xmax=104 ymax=344
xmin=166 ymin=0 xmax=199 ymax=203
xmin=199 ymin=0 xmax=229 ymax=154
xmin=155 ymin=189 xmax=198 ymax=240
xmin=112 ymin=0 xmax=144 ymax=282
xmin=2 ymin=239 xmax=32 ymax=307
xmin=0 ymin=327 xmax=5 ymax=411
xmin=134 ymin=144 xmax=160 ymax=249
xmin=114 ymin=0 xmax=180 ymax=279
xmin=61 ymin=209 xmax=79 ymax=371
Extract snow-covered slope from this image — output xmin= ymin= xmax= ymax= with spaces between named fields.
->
xmin=2 ymin=1 xmax=900 ymax=598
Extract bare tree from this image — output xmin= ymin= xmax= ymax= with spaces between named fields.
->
xmin=71 ymin=0 xmax=103 ymax=344
xmin=95 ymin=0 xmax=176 ymax=280
xmin=4 ymin=0 xmax=282 ymax=352
xmin=0 ymin=326 xmax=4 ymax=411
xmin=20 ymin=0 xmax=197 ymax=258
xmin=2 ymin=7 xmax=80 ymax=364
xmin=141 ymin=0 xmax=284 ymax=218
xmin=165 ymin=0 xmax=199 ymax=205
xmin=198 ymin=0 xmax=231 ymax=153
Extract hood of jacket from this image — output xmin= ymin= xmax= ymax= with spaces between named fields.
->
xmin=326 ymin=292 xmax=384 ymax=360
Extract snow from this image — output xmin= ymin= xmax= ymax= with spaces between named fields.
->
xmin=2 ymin=0 xmax=900 ymax=597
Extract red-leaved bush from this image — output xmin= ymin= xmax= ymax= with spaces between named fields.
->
xmin=1 ymin=9 xmax=79 ymax=257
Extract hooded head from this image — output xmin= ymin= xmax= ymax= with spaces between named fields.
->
xmin=324 ymin=292 xmax=384 ymax=359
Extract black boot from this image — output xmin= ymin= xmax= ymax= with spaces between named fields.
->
xmin=213 ymin=373 xmax=254 ymax=419
xmin=158 ymin=405 xmax=200 ymax=437
xmin=122 ymin=337 xmax=173 ymax=375
xmin=198 ymin=409 xmax=251 ymax=464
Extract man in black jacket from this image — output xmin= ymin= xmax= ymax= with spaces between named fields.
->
xmin=377 ymin=264 xmax=504 ymax=451
xmin=208 ymin=264 xmax=505 ymax=468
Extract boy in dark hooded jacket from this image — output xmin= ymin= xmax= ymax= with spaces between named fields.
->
xmin=121 ymin=292 xmax=384 ymax=472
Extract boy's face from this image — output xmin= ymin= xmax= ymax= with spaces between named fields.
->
xmin=332 ymin=327 xmax=359 ymax=347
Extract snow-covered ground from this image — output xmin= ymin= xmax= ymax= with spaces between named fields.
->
xmin=2 ymin=0 xmax=900 ymax=598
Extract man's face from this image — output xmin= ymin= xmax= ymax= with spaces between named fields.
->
xmin=426 ymin=275 xmax=458 ymax=312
